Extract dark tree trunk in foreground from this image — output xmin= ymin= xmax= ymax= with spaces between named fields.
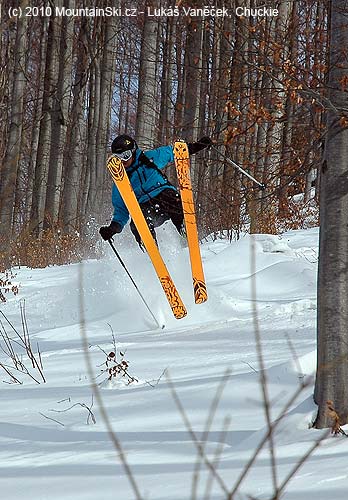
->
xmin=314 ymin=0 xmax=348 ymax=429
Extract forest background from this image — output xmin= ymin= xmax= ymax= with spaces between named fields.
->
xmin=0 ymin=0 xmax=328 ymax=269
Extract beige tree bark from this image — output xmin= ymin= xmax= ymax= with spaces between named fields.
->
xmin=202 ymin=11 xmax=234 ymax=235
xmin=61 ymin=19 xmax=89 ymax=231
xmin=222 ymin=1 xmax=249 ymax=233
xmin=250 ymin=21 xmax=272 ymax=233
xmin=181 ymin=15 xmax=203 ymax=142
xmin=24 ymin=18 xmax=49 ymax=224
xmin=268 ymin=0 xmax=293 ymax=171
xmin=44 ymin=3 xmax=74 ymax=227
xmin=181 ymin=13 xmax=203 ymax=196
xmin=157 ymin=16 xmax=175 ymax=145
xmin=85 ymin=14 xmax=117 ymax=221
xmin=30 ymin=14 xmax=60 ymax=235
xmin=96 ymin=13 xmax=117 ymax=185
xmin=0 ymin=14 xmax=28 ymax=248
xmin=195 ymin=22 xmax=211 ymax=217
xmin=0 ymin=15 xmax=12 ymax=190
xmin=135 ymin=6 xmax=159 ymax=149
xmin=85 ymin=53 xmax=101 ymax=219
xmin=174 ymin=19 xmax=185 ymax=135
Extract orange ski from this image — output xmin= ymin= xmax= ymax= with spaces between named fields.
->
xmin=173 ymin=140 xmax=208 ymax=304
xmin=107 ymin=155 xmax=187 ymax=320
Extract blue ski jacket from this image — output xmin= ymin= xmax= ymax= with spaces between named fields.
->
xmin=111 ymin=145 xmax=176 ymax=229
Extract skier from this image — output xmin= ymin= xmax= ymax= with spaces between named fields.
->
xmin=99 ymin=134 xmax=212 ymax=247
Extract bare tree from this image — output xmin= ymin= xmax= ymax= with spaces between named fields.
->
xmin=85 ymin=13 xmax=118 ymax=222
xmin=22 ymin=18 xmax=49 ymax=226
xmin=0 ymin=14 xmax=28 ymax=250
xmin=135 ymin=5 xmax=159 ymax=148
xmin=181 ymin=14 xmax=203 ymax=142
xmin=157 ymin=17 xmax=176 ymax=145
xmin=30 ymin=14 xmax=60 ymax=236
xmin=60 ymin=19 xmax=89 ymax=232
xmin=314 ymin=0 xmax=348 ymax=428
xmin=44 ymin=3 xmax=74 ymax=227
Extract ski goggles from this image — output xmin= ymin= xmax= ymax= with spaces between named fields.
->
xmin=113 ymin=148 xmax=135 ymax=162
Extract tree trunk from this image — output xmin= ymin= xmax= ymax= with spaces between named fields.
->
xmin=195 ymin=21 xmax=210 ymax=217
xmin=157 ymin=17 xmax=175 ymax=145
xmin=135 ymin=6 xmax=159 ymax=149
xmin=84 ymin=13 xmax=117 ymax=225
xmin=44 ymin=3 xmax=74 ymax=227
xmin=96 ymin=13 xmax=117 ymax=182
xmin=24 ymin=18 xmax=48 ymax=224
xmin=223 ymin=1 xmax=249 ymax=233
xmin=85 ymin=19 xmax=101 ymax=219
xmin=182 ymin=15 xmax=203 ymax=142
xmin=0 ymin=14 xmax=27 ymax=248
xmin=61 ymin=18 xmax=89 ymax=231
xmin=174 ymin=19 xmax=185 ymax=135
xmin=30 ymin=14 xmax=59 ymax=236
xmin=314 ymin=0 xmax=348 ymax=429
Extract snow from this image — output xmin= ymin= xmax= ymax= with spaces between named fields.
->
xmin=1 ymin=224 xmax=346 ymax=500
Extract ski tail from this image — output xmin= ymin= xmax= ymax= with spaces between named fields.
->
xmin=173 ymin=141 xmax=208 ymax=304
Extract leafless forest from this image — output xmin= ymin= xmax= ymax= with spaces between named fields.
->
xmin=0 ymin=0 xmax=331 ymax=268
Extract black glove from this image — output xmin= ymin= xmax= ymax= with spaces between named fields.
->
xmin=99 ymin=221 xmax=122 ymax=241
xmin=188 ymin=136 xmax=212 ymax=155
xmin=197 ymin=136 xmax=212 ymax=148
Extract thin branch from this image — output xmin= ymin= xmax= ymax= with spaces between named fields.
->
xmin=228 ymin=378 xmax=312 ymax=499
xmin=145 ymin=368 xmax=168 ymax=388
xmin=166 ymin=372 xmax=230 ymax=497
xmin=0 ymin=362 xmax=23 ymax=384
xmin=39 ymin=412 xmax=65 ymax=427
xmin=250 ymin=236 xmax=278 ymax=496
xmin=204 ymin=416 xmax=231 ymax=500
xmin=49 ymin=401 xmax=96 ymax=425
xmin=191 ymin=370 xmax=231 ymax=500
xmin=277 ymin=429 xmax=330 ymax=497
xmin=78 ymin=262 xmax=143 ymax=500
xmin=242 ymin=360 xmax=258 ymax=373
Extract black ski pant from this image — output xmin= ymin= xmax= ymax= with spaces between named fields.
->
xmin=130 ymin=188 xmax=184 ymax=246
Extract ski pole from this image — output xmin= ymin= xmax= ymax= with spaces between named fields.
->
xmin=211 ymin=145 xmax=266 ymax=190
xmin=107 ymin=239 xmax=162 ymax=329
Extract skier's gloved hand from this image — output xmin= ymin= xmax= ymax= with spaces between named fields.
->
xmin=99 ymin=221 xmax=122 ymax=241
xmin=197 ymin=136 xmax=212 ymax=148
xmin=188 ymin=136 xmax=212 ymax=155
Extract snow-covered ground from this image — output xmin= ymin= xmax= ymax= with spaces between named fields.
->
xmin=1 ymin=224 xmax=346 ymax=500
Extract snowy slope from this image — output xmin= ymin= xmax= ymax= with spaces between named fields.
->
xmin=1 ymin=225 xmax=346 ymax=500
